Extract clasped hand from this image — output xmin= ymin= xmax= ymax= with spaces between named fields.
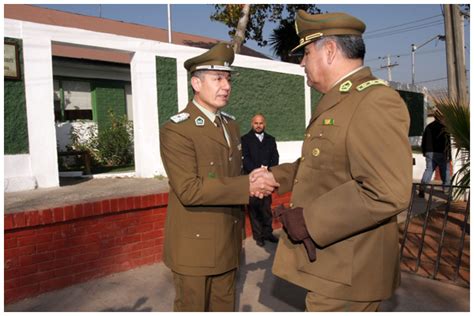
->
xmin=249 ymin=166 xmax=279 ymax=199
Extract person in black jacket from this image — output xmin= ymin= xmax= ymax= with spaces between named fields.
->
xmin=241 ymin=113 xmax=280 ymax=247
xmin=419 ymin=112 xmax=452 ymax=197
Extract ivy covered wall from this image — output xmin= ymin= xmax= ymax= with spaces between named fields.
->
xmin=4 ymin=37 xmax=29 ymax=154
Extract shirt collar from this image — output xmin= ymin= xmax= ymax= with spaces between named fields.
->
xmin=193 ymin=99 xmax=220 ymax=122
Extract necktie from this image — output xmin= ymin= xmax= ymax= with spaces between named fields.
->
xmin=214 ymin=115 xmax=229 ymax=146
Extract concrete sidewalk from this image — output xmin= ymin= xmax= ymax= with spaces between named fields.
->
xmin=5 ymin=230 xmax=470 ymax=312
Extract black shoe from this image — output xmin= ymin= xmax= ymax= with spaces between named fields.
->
xmin=418 ymin=190 xmax=424 ymax=198
xmin=265 ymin=235 xmax=279 ymax=243
xmin=256 ymin=239 xmax=265 ymax=247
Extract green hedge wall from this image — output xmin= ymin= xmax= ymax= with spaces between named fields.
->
xmin=4 ymin=38 xmax=29 ymax=154
xmin=156 ymin=56 xmax=178 ymax=126
xmin=92 ymin=80 xmax=127 ymax=129
xmin=397 ymin=90 xmax=424 ymax=137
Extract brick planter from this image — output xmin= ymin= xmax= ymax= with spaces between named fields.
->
xmin=4 ymin=192 xmax=290 ymax=304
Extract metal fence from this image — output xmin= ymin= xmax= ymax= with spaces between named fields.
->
xmin=399 ymin=183 xmax=470 ymax=287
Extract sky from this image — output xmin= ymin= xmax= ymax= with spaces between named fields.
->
xmin=34 ymin=3 xmax=470 ymax=92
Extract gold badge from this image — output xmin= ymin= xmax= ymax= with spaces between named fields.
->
xmin=323 ymin=118 xmax=334 ymax=125
xmin=339 ymin=80 xmax=352 ymax=92
xmin=312 ymin=148 xmax=320 ymax=157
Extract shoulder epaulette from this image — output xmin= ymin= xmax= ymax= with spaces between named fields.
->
xmin=221 ymin=111 xmax=236 ymax=120
xmin=170 ymin=112 xmax=190 ymax=123
xmin=356 ymin=79 xmax=388 ymax=92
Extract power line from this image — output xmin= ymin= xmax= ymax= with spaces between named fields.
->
xmin=366 ymin=49 xmax=444 ymax=62
xmin=417 ymin=77 xmax=447 ymax=84
xmin=365 ymin=14 xmax=442 ymax=35
xmin=365 ymin=20 xmax=444 ymax=39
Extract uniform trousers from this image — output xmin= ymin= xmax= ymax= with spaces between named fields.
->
xmin=248 ymin=195 xmax=273 ymax=241
xmin=172 ymin=268 xmax=237 ymax=312
xmin=305 ymin=291 xmax=381 ymax=312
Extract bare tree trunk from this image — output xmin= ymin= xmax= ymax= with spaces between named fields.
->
xmin=232 ymin=4 xmax=251 ymax=54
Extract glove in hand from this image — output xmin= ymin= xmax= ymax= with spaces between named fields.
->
xmin=273 ymin=204 xmax=317 ymax=262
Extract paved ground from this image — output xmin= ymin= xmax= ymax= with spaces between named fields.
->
xmin=4 ymin=177 xmax=470 ymax=311
xmin=5 ymin=231 xmax=469 ymax=312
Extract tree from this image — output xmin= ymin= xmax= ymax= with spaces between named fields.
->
xmin=233 ymin=4 xmax=251 ymax=54
xmin=211 ymin=4 xmax=321 ymax=51
xmin=268 ymin=20 xmax=301 ymax=63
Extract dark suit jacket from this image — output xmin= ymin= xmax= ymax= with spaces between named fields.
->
xmin=241 ymin=131 xmax=279 ymax=174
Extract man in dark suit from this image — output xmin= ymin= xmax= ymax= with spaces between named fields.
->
xmin=241 ymin=114 xmax=280 ymax=247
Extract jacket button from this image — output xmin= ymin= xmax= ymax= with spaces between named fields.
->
xmin=289 ymin=203 xmax=294 ymax=208
xmin=301 ymin=156 xmax=305 ymax=161
xmin=294 ymin=179 xmax=298 ymax=184
xmin=229 ymin=157 xmax=232 ymax=161
xmin=234 ymin=220 xmax=238 ymax=224
xmin=210 ymin=161 xmax=214 ymax=165
xmin=196 ymin=234 xmax=200 ymax=237
xmin=312 ymin=148 xmax=320 ymax=157
xmin=307 ymin=133 xmax=311 ymax=138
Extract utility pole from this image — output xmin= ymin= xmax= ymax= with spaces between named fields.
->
xmin=443 ymin=4 xmax=468 ymax=104
xmin=379 ymin=55 xmax=399 ymax=81
xmin=411 ymin=35 xmax=445 ymax=85
xmin=167 ymin=4 xmax=172 ymax=43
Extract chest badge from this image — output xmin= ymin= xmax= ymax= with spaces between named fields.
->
xmin=312 ymin=148 xmax=321 ymax=157
xmin=323 ymin=118 xmax=334 ymax=125
xmin=195 ymin=116 xmax=205 ymax=126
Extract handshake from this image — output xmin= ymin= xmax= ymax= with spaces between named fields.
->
xmin=248 ymin=166 xmax=280 ymax=199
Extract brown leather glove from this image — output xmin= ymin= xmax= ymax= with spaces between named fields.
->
xmin=274 ymin=204 xmax=317 ymax=262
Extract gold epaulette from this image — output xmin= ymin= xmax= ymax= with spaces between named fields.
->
xmin=356 ymin=79 xmax=388 ymax=91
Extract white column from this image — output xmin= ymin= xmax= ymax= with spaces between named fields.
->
xmin=22 ymin=36 xmax=59 ymax=188
xmin=130 ymin=51 xmax=164 ymax=177
xmin=176 ymin=57 xmax=189 ymax=111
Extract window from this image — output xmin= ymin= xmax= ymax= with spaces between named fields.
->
xmin=54 ymin=79 xmax=93 ymax=121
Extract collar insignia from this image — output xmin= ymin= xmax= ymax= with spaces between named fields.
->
xmin=195 ymin=116 xmax=205 ymax=126
xmin=339 ymin=80 xmax=352 ymax=92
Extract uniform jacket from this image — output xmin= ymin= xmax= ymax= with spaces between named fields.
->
xmin=271 ymin=67 xmax=412 ymax=301
xmin=241 ymin=131 xmax=279 ymax=174
xmin=160 ymin=102 xmax=249 ymax=276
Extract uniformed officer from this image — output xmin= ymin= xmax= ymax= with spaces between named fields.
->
xmin=159 ymin=42 xmax=279 ymax=312
xmin=253 ymin=11 xmax=413 ymax=311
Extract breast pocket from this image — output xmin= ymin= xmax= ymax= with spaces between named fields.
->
xmin=305 ymin=125 xmax=339 ymax=171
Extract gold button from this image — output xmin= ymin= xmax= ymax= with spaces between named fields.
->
xmin=304 ymin=133 xmax=307 ymax=137
xmin=229 ymin=157 xmax=232 ymax=161
xmin=307 ymin=133 xmax=311 ymax=138
xmin=234 ymin=220 xmax=238 ymax=224
xmin=294 ymin=179 xmax=298 ymax=184
xmin=289 ymin=203 xmax=294 ymax=208
xmin=210 ymin=161 xmax=214 ymax=166
xmin=301 ymin=156 xmax=305 ymax=161
xmin=196 ymin=234 xmax=200 ymax=237
xmin=312 ymin=148 xmax=320 ymax=157
xmin=319 ymin=132 xmax=323 ymax=137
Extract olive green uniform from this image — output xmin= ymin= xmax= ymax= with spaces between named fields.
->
xmin=271 ymin=67 xmax=412 ymax=304
xmin=160 ymin=102 xmax=248 ymax=311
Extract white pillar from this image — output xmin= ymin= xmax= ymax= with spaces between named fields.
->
xmin=22 ymin=36 xmax=59 ymax=188
xmin=130 ymin=51 xmax=164 ymax=177
xmin=176 ymin=57 xmax=189 ymax=111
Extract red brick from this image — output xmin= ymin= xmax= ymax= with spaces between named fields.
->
xmin=5 ymin=264 xmax=38 ymax=280
xmin=14 ymin=245 xmax=36 ymax=257
xmin=39 ymin=209 xmax=53 ymax=225
xmin=25 ymin=211 xmax=41 ymax=227
xmin=13 ymin=212 xmax=26 ymax=228
xmin=90 ymin=201 xmax=101 ymax=215
xmin=132 ymin=255 xmax=156 ymax=267
xmin=162 ymin=193 xmax=169 ymax=205
xmin=110 ymin=198 xmax=119 ymax=212
xmin=18 ymin=232 xmax=52 ymax=247
xmin=5 ymin=237 xmax=17 ymax=249
xmin=53 ymin=207 xmax=64 ymax=222
xmin=19 ymin=252 xmax=53 ymax=267
xmin=37 ymin=257 xmax=72 ymax=272
xmin=55 ymin=246 xmax=85 ymax=259
xmin=73 ymin=270 xmax=100 ymax=284
xmin=5 ymin=284 xmax=40 ymax=304
xmin=74 ymin=203 xmax=85 ymax=218
xmin=37 ymin=239 xmax=67 ymax=253
xmin=4 ymin=214 xmax=14 ymax=230
xmin=40 ymin=275 xmax=74 ymax=293
xmin=64 ymin=206 xmax=75 ymax=221
xmin=126 ymin=197 xmax=134 ymax=209
xmin=118 ymin=198 xmax=127 ymax=211
xmin=116 ymin=234 xmax=141 ymax=245
xmin=142 ymin=230 xmax=163 ymax=240
xmin=134 ymin=196 xmax=142 ymax=209
xmin=101 ymin=199 xmax=111 ymax=213
xmin=10 ymin=228 xmax=36 ymax=237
